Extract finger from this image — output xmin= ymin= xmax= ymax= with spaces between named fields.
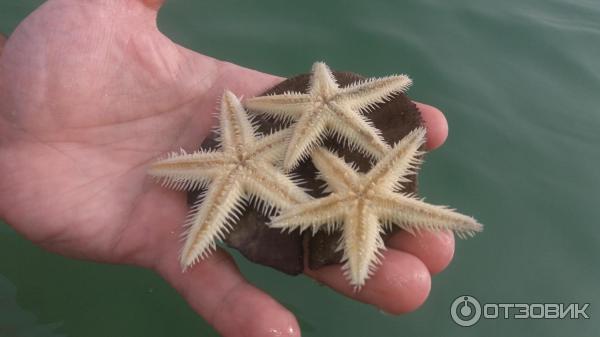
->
xmin=387 ymin=230 xmax=455 ymax=275
xmin=90 ymin=0 xmax=165 ymax=20
xmin=140 ymin=0 xmax=165 ymax=10
xmin=156 ymin=247 xmax=300 ymax=337
xmin=414 ymin=102 xmax=448 ymax=150
xmin=305 ymin=249 xmax=431 ymax=314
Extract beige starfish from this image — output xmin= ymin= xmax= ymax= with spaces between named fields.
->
xmin=148 ymin=91 xmax=311 ymax=268
xmin=270 ymin=127 xmax=483 ymax=288
xmin=244 ymin=62 xmax=412 ymax=171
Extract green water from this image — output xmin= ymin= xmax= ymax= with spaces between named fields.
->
xmin=1 ymin=0 xmax=599 ymax=336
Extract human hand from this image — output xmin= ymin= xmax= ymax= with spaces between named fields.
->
xmin=0 ymin=1 xmax=454 ymax=336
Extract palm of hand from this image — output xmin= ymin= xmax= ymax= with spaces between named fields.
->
xmin=0 ymin=1 xmax=455 ymax=336
xmin=0 ymin=0 xmax=280 ymax=261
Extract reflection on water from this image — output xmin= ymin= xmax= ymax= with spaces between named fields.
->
xmin=1 ymin=0 xmax=599 ymax=336
xmin=0 ymin=275 xmax=65 ymax=337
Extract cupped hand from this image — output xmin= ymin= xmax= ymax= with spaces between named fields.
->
xmin=0 ymin=1 xmax=454 ymax=336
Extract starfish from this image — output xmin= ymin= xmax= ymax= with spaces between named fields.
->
xmin=270 ymin=127 xmax=483 ymax=288
xmin=148 ymin=91 xmax=311 ymax=268
xmin=244 ymin=62 xmax=412 ymax=171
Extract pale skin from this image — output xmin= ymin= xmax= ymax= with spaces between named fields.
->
xmin=0 ymin=1 xmax=454 ymax=336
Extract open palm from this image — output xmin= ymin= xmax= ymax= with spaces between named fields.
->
xmin=0 ymin=1 xmax=455 ymax=336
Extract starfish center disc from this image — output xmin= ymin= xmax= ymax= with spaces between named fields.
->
xmin=312 ymin=100 xmax=325 ymax=110
xmin=235 ymin=151 xmax=250 ymax=164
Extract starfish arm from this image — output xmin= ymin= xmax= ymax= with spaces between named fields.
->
xmin=219 ymin=90 xmax=258 ymax=150
xmin=373 ymin=193 xmax=483 ymax=237
xmin=339 ymin=74 xmax=412 ymax=112
xmin=147 ymin=150 xmax=230 ymax=191
xmin=282 ymin=113 xmax=328 ymax=171
xmin=244 ymin=92 xmax=311 ymax=122
xmin=269 ymin=194 xmax=347 ymax=233
xmin=340 ymin=203 xmax=386 ymax=289
xmin=242 ymin=163 xmax=312 ymax=214
xmin=365 ymin=127 xmax=426 ymax=191
xmin=180 ymin=174 xmax=245 ymax=267
xmin=311 ymin=147 xmax=361 ymax=193
xmin=327 ymin=102 xmax=390 ymax=159
xmin=248 ymin=128 xmax=292 ymax=163
xmin=309 ymin=62 xmax=340 ymax=98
